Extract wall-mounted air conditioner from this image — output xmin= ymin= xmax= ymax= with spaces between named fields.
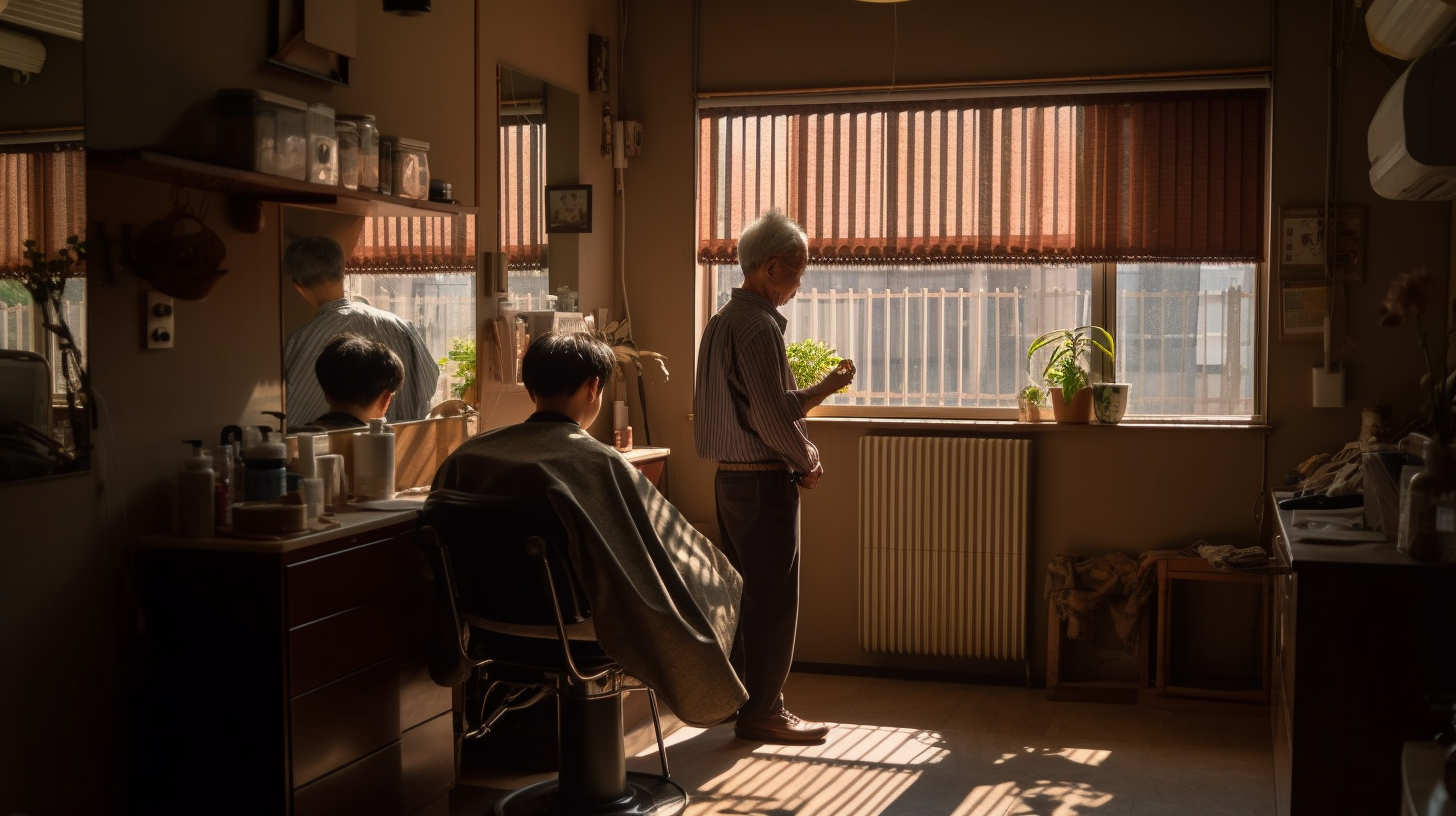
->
xmin=1368 ymin=42 xmax=1456 ymax=201
xmin=1366 ymin=0 xmax=1456 ymax=61
xmin=0 ymin=26 xmax=43 ymax=75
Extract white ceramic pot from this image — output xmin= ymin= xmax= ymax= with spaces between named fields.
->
xmin=1092 ymin=383 xmax=1130 ymax=424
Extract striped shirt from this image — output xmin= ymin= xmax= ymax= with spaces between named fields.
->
xmin=283 ymin=297 xmax=440 ymax=426
xmin=693 ymin=288 xmax=819 ymax=474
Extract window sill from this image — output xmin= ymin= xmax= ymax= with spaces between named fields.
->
xmin=805 ymin=415 xmax=1272 ymax=433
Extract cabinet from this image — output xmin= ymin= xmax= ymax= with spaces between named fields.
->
xmin=133 ymin=512 xmax=452 ymax=816
xmin=1272 ymin=506 xmax=1456 ymax=816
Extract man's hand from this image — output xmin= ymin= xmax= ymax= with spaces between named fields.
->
xmin=799 ymin=359 xmax=857 ymax=410
xmin=796 ymin=463 xmax=824 ymax=489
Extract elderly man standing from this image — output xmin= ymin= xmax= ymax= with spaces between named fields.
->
xmin=693 ymin=210 xmax=855 ymax=744
xmin=282 ymin=235 xmax=439 ymax=424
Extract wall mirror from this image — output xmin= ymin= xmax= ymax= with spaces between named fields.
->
xmin=498 ymin=64 xmax=579 ymax=311
xmin=0 ymin=11 xmax=88 ymax=484
xmin=278 ymin=204 xmax=477 ymax=424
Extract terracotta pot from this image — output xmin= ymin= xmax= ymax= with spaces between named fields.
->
xmin=1049 ymin=386 xmax=1093 ymax=423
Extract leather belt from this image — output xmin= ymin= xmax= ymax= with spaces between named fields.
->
xmin=717 ymin=461 xmax=788 ymax=471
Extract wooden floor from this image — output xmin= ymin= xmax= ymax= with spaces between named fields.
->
xmin=450 ymin=671 xmax=1276 ymax=816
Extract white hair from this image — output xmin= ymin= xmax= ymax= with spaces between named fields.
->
xmin=737 ymin=210 xmax=807 ymax=277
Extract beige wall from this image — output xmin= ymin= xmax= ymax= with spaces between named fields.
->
xmin=620 ymin=0 xmax=1452 ymax=680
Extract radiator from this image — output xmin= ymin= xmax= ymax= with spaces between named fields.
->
xmin=858 ymin=436 xmax=1030 ymax=660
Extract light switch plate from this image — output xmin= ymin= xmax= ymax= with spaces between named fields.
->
xmin=146 ymin=291 xmax=174 ymax=350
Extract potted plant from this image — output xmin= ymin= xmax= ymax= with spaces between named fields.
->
xmin=438 ymin=337 xmax=477 ymax=404
xmin=1016 ymin=384 xmax=1046 ymax=423
xmin=1026 ymin=325 xmax=1115 ymax=424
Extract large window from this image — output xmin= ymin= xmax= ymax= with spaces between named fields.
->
xmin=0 ymin=142 xmax=87 ymax=399
xmin=699 ymin=82 xmax=1266 ymax=420
xmin=346 ymin=213 xmax=476 ymax=406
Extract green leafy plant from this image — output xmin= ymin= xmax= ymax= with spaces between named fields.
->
xmin=1026 ymin=325 xmax=1114 ymax=403
xmin=1017 ymin=383 xmax=1046 ymax=407
xmin=594 ymin=317 xmax=670 ymax=392
xmin=785 ymin=338 xmax=844 ymax=391
xmin=438 ymin=337 xmax=476 ymax=399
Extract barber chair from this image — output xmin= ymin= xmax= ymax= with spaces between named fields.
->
xmin=416 ymin=489 xmax=686 ymax=816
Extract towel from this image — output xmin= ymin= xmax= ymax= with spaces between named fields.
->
xmin=433 ymin=421 xmax=747 ymax=726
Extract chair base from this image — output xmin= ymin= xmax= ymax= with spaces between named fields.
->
xmin=495 ymin=771 xmax=686 ymax=816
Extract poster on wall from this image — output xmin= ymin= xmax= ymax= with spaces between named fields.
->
xmin=1278 ymin=204 xmax=1366 ymax=284
xmin=1280 ymin=280 xmax=1330 ymax=343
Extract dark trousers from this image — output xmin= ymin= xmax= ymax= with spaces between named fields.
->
xmin=713 ymin=469 xmax=800 ymax=719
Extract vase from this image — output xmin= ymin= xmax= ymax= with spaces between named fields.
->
xmin=1091 ymin=383 xmax=1130 ymax=424
xmin=1049 ymin=386 xmax=1093 ymax=423
xmin=1017 ymin=397 xmax=1042 ymax=423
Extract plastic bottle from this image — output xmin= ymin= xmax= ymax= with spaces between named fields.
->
xmin=211 ymin=444 xmax=234 ymax=529
xmin=243 ymin=429 xmax=288 ymax=502
xmin=178 ymin=440 xmax=216 ymax=538
xmin=353 ymin=418 xmax=396 ymax=500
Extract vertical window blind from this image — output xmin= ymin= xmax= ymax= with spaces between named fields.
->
xmin=499 ymin=118 xmax=547 ymax=270
xmin=0 ymin=144 xmax=86 ymax=277
xmin=699 ymin=88 xmax=1265 ymax=266
xmin=348 ymin=213 xmax=476 ymax=272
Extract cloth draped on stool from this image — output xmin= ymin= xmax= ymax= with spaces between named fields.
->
xmin=1045 ymin=550 xmax=1184 ymax=655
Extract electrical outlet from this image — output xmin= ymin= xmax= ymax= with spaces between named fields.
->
xmin=146 ymin=291 xmax=174 ymax=350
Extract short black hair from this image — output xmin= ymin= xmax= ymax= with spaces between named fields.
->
xmin=521 ymin=332 xmax=615 ymax=400
xmin=285 ymin=235 xmax=346 ymax=288
xmin=315 ymin=333 xmax=405 ymax=407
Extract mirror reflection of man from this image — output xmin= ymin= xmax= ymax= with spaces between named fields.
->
xmin=305 ymin=333 xmax=403 ymax=431
xmin=282 ymin=235 xmax=439 ymax=424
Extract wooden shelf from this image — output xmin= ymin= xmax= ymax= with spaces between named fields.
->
xmin=87 ymin=149 xmax=477 ymax=219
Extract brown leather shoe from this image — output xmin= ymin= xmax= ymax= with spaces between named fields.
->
xmin=734 ymin=709 xmax=830 ymax=744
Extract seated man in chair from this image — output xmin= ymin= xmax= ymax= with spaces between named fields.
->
xmin=432 ymin=331 xmax=746 ymax=727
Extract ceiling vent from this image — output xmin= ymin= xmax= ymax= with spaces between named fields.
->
xmin=0 ymin=0 xmax=82 ymax=41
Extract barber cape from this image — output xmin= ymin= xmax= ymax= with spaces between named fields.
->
xmin=432 ymin=420 xmax=747 ymax=726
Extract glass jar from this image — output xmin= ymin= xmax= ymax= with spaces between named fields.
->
xmin=338 ymin=113 xmax=380 ymax=192
xmin=1398 ymin=434 xmax=1456 ymax=560
xmin=334 ymin=120 xmax=360 ymax=190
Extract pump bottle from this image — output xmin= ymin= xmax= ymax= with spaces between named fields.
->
xmin=353 ymin=418 xmax=396 ymax=500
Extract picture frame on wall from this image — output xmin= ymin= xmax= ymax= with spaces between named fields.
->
xmin=1278 ymin=203 xmax=1367 ymax=283
xmin=545 ymin=185 xmax=592 ymax=233
xmin=1279 ymin=278 xmax=1330 ymax=343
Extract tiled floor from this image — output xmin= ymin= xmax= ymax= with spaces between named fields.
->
xmin=451 ymin=672 xmax=1276 ymax=816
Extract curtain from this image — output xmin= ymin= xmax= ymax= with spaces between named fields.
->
xmin=0 ymin=144 xmax=86 ymax=277
xmin=348 ymin=212 xmax=476 ymax=272
xmin=699 ymin=88 xmax=1265 ymax=266
xmin=500 ymin=118 xmax=547 ymax=270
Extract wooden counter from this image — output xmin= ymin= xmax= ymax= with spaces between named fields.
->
xmin=132 ymin=505 xmax=451 ymax=816
xmin=1272 ymin=503 xmax=1456 ymax=816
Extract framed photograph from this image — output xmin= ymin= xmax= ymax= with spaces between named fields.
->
xmin=1278 ymin=204 xmax=1367 ymax=283
xmin=1280 ymin=279 xmax=1330 ymax=343
xmin=545 ymin=184 xmax=592 ymax=233
xmin=1279 ymin=205 xmax=1325 ymax=271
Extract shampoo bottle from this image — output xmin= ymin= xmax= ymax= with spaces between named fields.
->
xmin=353 ymin=418 xmax=396 ymax=500
xmin=178 ymin=440 xmax=216 ymax=538
xmin=211 ymin=444 xmax=234 ymax=529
